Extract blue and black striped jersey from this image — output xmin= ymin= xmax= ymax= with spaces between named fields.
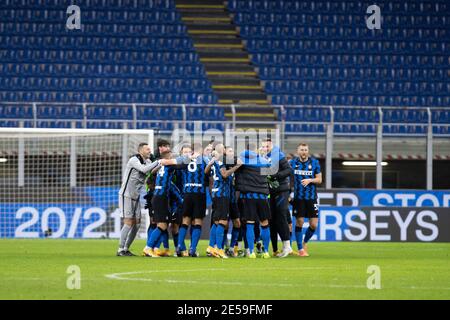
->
xmin=228 ymin=173 xmax=236 ymax=203
xmin=153 ymin=165 xmax=176 ymax=197
xmin=210 ymin=161 xmax=230 ymax=198
xmin=178 ymin=156 xmax=209 ymax=194
xmin=289 ymin=157 xmax=321 ymax=200
xmin=173 ymin=169 xmax=184 ymax=196
xmin=225 ymin=161 xmax=238 ymax=203
xmin=169 ymin=182 xmax=183 ymax=214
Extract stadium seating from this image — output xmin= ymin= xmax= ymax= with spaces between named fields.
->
xmin=0 ymin=1 xmax=217 ymax=106
xmin=0 ymin=0 xmax=448 ymax=135
xmin=0 ymin=102 xmax=224 ymax=132
xmin=229 ymin=0 xmax=449 ymax=134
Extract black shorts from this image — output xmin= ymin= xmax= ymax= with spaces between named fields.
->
xmin=212 ymin=197 xmax=230 ymax=221
xmin=269 ymin=191 xmax=290 ymax=219
xmin=182 ymin=193 xmax=206 ymax=219
xmin=238 ymin=198 xmax=271 ymax=222
xmin=151 ymin=195 xmax=170 ymax=223
xmin=229 ymin=201 xmax=240 ymax=220
xmin=171 ymin=206 xmax=183 ymax=225
xmin=144 ymin=192 xmax=154 ymax=217
xmin=286 ymin=210 xmax=292 ymax=224
xmin=292 ymin=199 xmax=319 ymax=219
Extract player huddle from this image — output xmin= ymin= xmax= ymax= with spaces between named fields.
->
xmin=117 ymin=138 xmax=322 ymax=259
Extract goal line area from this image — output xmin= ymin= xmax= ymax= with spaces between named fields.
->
xmin=0 ymin=128 xmax=154 ymax=239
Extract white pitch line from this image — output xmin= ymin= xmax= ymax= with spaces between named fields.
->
xmin=104 ymin=269 xmax=450 ymax=291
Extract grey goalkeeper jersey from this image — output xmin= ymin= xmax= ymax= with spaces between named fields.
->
xmin=118 ymin=155 xmax=159 ymax=200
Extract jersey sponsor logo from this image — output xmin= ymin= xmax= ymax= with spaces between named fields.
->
xmin=185 ymin=183 xmax=203 ymax=187
xmin=295 ymin=170 xmax=313 ymax=175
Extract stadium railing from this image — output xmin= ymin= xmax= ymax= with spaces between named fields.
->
xmin=0 ymin=102 xmax=448 ymax=190
xmin=0 ymin=102 xmax=448 ymax=136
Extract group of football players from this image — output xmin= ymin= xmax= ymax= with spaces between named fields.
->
xmin=117 ymin=138 xmax=322 ymax=259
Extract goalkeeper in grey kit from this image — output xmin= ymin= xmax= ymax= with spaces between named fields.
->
xmin=117 ymin=143 xmax=160 ymax=256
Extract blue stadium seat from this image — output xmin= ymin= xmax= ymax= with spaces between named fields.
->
xmin=86 ymin=121 xmax=125 ymax=129
xmin=0 ymin=104 xmax=33 ymax=119
xmin=0 ymin=120 xmax=33 ymax=127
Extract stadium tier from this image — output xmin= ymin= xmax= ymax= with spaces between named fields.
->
xmin=228 ymin=0 xmax=449 ymax=108
xmin=0 ymin=104 xmax=226 ymax=132
xmin=0 ymin=0 xmax=217 ymax=104
xmin=0 ymin=0 xmax=448 ymax=135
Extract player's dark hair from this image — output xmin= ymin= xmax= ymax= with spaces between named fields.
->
xmin=138 ymin=142 xmax=148 ymax=151
xmin=157 ymin=139 xmax=170 ymax=148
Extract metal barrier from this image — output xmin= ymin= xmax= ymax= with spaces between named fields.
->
xmin=1 ymin=102 xmax=449 ymax=190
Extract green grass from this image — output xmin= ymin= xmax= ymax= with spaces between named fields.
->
xmin=0 ymin=239 xmax=449 ymax=300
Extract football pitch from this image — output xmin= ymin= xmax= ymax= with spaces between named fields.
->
xmin=0 ymin=239 xmax=449 ymax=300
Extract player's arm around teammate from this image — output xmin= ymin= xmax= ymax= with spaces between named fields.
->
xmin=207 ymin=144 xmax=243 ymax=258
xmin=160 ymin=144 xmax=207 ymax=257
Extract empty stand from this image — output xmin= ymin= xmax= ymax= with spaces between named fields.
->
xmin=0 ymin=0 xmax=218 ymax=105
xmin=228 ymin=0 xmax=450 ymax=134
